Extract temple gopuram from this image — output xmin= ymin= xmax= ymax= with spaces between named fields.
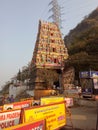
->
xmin=30 ymin=20 xmax=68 ymax=89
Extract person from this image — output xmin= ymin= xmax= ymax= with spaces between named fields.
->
xmin=7 ymin=96 xmax=10 ymax=103
xmin=9 ymin=95 xmax=14 ymax=103
xmin=2 ymin=96 xmax=6 ymax=105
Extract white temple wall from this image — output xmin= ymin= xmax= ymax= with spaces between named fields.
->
xmin=9 ymin=85 xmax=27 ymax=98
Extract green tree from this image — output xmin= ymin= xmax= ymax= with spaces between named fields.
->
xmin=17 ymin=69 xmax=21 ymax=81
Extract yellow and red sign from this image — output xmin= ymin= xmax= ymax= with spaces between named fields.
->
xmin=3 ymin=100 xmax=32 ymax=111
xmin=0 ymin=109 xmax=21 ymax=130
xmin=4 ymin=119 xmax=45 ymax=130
xmin=40 ymin=96 xmax=64 ymax=105
xmin=22 ymin=101 xmax=66 ymax=130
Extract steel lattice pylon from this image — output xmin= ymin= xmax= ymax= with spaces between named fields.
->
xmin=48 ymin=0 xmax=62 ymax=29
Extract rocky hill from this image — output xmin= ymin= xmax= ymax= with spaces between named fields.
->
xmin=64 ymin=7 xmax=98 ymax=78
xmin=64 ymin=7 xmax=98 ymax=48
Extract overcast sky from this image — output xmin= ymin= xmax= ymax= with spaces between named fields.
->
xmin=0 ymin=0 xmax=98 ymax=89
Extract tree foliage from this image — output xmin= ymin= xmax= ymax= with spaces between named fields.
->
xmin=66 ymin=25 xmax=98 ymax=74
xmin=68 ymin=26 xmax=98 ymax=55
xmin=16 ymin=67 xmax=29 ymax=82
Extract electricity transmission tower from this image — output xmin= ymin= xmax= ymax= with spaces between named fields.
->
xmin=48 ymin=0 xmax=63 ymax=30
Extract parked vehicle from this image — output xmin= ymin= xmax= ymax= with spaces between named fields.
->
xmin=79 ymin=71 xmax=98 ymax=99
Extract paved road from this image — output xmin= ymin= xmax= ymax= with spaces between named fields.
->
xmin=65 ymin=100 xmax=97 ymax=130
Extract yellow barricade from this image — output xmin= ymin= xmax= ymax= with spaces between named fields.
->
xmin=40 ymin=96 xmax=64 ymax=105
xmin=22 ymin=101 xmax=66 ymax=130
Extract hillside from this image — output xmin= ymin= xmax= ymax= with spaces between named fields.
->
xmin=64 ymin=8 xmax=98 ymax=78
xmin=64 ymin=7 xmax=98 ymax=48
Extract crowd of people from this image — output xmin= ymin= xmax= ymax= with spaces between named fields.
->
xmin=1 ymin=94 xmax=15 ymax=105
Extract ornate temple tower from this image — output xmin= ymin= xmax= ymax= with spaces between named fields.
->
xmin=30 ymin=20 xmax=68 ymax=89
xmin=32 ymin=20 xmax=68 ymax=69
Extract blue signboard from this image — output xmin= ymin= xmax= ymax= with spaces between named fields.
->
xmin=79 ymin=71 xmax=98 ymax=78
xmin=79 ymin=71 xmax=90 ymax=78
xmin=90 ymin=71 xmax=98 ymax=78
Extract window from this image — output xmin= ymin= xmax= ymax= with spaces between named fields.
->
xmin=54 ymin=58 xmax=57 ymax=63
xmin=51 ymin=40 xmax=55 ymax=43
xmin=53 ymin=48 xmax=56 ymax=52
xmin=51 ymin=33 xmax=53 ymax=36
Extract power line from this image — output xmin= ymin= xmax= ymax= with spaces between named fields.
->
xmin=39 ymin=4 xmax=49 ymax=20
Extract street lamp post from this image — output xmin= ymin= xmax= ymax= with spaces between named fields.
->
xmin=96 ymin=100 xmax=98 ymax=130
xmin=59 ymin=63 xmax=64 ymax=94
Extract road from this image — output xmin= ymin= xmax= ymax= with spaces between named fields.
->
xmin=65 ymin=99 xmax=97 ymax=130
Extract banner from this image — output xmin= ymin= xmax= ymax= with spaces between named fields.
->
xmin=22 ymin=101 xmax=66 ymax=130
xmin=3 ymin=100 xmax=32 ymax=111
xmin=0 ymin=109 xmax=21 ymax=130
xmin=4 ymin=119 xmax=45 ymax=130
xmin=40 ymin=96 xmax=64 ymax=105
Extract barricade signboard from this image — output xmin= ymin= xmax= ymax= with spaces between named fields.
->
xmin=20 ymin=97 xmax=34 ymax=102
xmin=4 ymin=119 xmax=45 ymax=130
xmin=0 ymin=109 xmax=21 ymax=130
xmin=22 ymin=101 xmax=66 ymax=130
xmin=40 ymin=96 xmax=64 ymax=105
xmin=3 ymin=100 xmax=32 ymax=111
xmin=0 ymin=106 xmax=3 ymax=111
xmin=65 ymin=98 xmax=73 ymax=107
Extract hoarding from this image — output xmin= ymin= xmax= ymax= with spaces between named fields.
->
xmin=22 ymin=101 xmax=66 ymax=130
